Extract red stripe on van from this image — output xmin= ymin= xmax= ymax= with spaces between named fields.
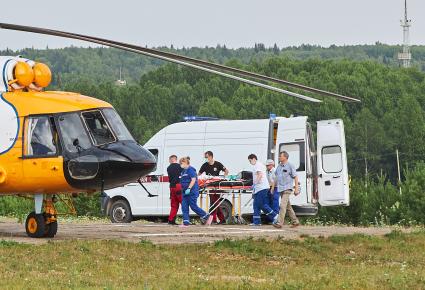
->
xmin=140 ymin=176 xmax=170 ymax=183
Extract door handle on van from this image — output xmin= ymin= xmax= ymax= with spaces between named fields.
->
xmin=333 ymin=175 xmax=341 ymax=179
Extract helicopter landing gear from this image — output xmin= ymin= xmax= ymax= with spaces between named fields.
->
xmin=25 ymin=194 xmax=58 ymax=238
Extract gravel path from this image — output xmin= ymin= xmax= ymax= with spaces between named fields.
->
xmin=0 ymin=217 xmax=412 ymax=245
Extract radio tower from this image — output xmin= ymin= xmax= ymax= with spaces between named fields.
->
xmin=115 ymin=66 xmax=127 ymax=86
xmin=398 ymin=0 xmax=412 ymax=68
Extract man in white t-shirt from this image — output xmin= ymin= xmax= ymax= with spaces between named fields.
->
xmin=248 ymin=154 xmax=279 ymax=226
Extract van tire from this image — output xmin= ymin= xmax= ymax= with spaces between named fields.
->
xmin=109 ymin=199 xmax=133 ymax=223
xmin=219 ymin=200 xmax=233 ymax=223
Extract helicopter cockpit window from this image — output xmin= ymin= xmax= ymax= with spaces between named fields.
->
xmin=57 ymin=113 xmax=92 ymax=153
xmin=25 ymin=116 xmax=57 ymax=157
xmin=81 ymin=110 xmax=116 ymax=146
xmin=102 ymin=108 xmax=134 ymax=141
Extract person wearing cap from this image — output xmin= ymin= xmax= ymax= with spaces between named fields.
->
xmin=266 ymin=159 xmax=280 ymax=214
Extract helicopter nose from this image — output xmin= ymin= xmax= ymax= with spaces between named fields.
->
xmin=101 ymin=141 xmax=157 ymax=189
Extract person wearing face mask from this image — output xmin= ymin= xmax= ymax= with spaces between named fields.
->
xmin=179 ymin=156 xmax=212 ymax=227
xmin=167 ymin=155 xmax=183 ymax=225
xmin=199 ymin=151 xmax=229 ymax=224
xmin=247 ymin=154 xmax=279 ymax=226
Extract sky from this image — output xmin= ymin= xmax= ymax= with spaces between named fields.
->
xmin=0 ymin=0 xmax=423 ymax=50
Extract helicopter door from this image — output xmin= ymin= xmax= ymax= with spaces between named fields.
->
xmin=22 ymin=116 xmax=63 ymax=180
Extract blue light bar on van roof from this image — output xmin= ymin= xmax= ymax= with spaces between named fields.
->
xmin=184 ymin=116 xmax=220 ymax=122
xmin=269 ymin=113 xmax=276 ymax=120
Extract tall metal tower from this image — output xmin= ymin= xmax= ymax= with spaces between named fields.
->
xmin=398 ymin=0 xmax=412 ymax=68
xmin=115 ymin=66 xmax=127 ymax=86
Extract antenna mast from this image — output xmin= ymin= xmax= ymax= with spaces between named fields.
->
xmin=398 ymin=0 xmax=412 ymax=68
xmin=115 ymin=66 xmax=127 ymax=86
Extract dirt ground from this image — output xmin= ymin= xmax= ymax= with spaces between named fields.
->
xmin=0 ymin=217 xmax=413 ymax=245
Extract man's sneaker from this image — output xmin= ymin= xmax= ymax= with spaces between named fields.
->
xmin=249 ymin=223 xmax=261 ymax=226
xmin=217 ymin=220 xmax=227 ymax=225
xmin=290 ymin=223 xmax=300 ymax=228
xmin=272 ymin=222 xmax=282 ymax=229
xmin=200 ymin=215 xmax=212 ymax=225
xmin=168 ymin=220 xmax=179 ymax=225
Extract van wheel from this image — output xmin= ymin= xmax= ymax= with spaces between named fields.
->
xmin=109 ymin=199 xmax=132 ymax=223
xmin=219 ymin=200 xmax=233 ymax=223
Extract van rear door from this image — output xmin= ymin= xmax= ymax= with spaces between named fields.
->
xmin=275 ymin=117 xmax=308 ymax=205
xmin=317 ymin=119 xmax=349 ymax=206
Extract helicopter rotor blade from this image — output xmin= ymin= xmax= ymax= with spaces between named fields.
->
xmin=0 ymin=23 xmax=321 ymax=103
xmin=0 ymin=23 xmax=334 ymax=103
xmin=66 ymin=33 xmax=360 ymax=103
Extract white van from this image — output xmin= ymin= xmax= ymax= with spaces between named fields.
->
xmin=101 ymin=116 xmax=349 ymax=223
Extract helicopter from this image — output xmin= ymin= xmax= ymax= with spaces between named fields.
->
xmin=0 ymin=23 xmax=360 ymax=238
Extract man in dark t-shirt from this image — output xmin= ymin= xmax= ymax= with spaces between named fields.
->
xmin=198 ymin=151 xmax=229 ymax=224
xmin=167 ymin=155 xmax=183 ymax=225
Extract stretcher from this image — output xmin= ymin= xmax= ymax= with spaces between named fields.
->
xmin=198 ymin=178 xmax=253 ymax=225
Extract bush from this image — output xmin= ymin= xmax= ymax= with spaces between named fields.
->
xmin=0 ymin=192 xmax=102 ymax=218
xmin=316 ymin=163 xmax=425 ymax=226
xmin=399 ymin=163 xmax=425 ymax=224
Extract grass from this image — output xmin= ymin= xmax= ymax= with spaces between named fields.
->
xmin=0 ymin=231 xmax=424 ymax=290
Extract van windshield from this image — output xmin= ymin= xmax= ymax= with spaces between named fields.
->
xmin=102 ymin=108 xmax=134 ymax=141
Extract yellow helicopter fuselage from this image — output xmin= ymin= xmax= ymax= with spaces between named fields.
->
xmin=0 ymin=56 xmax=156 ymax=238
xmin=0 ymin=91 xmax=114 ymax=194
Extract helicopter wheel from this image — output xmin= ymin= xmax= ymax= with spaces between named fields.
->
xmin=25 ymin=195 xmax=59 ymax=238
xmin=25 ymin=212 xmax=46 ymax=238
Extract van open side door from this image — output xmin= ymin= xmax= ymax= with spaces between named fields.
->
xmin=317 ymin=119 xmax=349 ymax=206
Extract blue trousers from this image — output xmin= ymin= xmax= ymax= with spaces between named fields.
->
xmin=253 ymin=189 xmax=278 ymax=225
xmin=182 ymin=193 xmax=209 ymax=225
xmin=269 ymin=188 xmax=280 ymax=214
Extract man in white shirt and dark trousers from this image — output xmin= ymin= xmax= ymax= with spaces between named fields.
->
xmin=273 ymin=151 xmax=300 ymax=228
xmin=248 ymin=154 xmax=279 ymax=226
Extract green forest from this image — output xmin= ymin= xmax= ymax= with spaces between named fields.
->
xmin=1 ymin=44 xmax=425 ymax=225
